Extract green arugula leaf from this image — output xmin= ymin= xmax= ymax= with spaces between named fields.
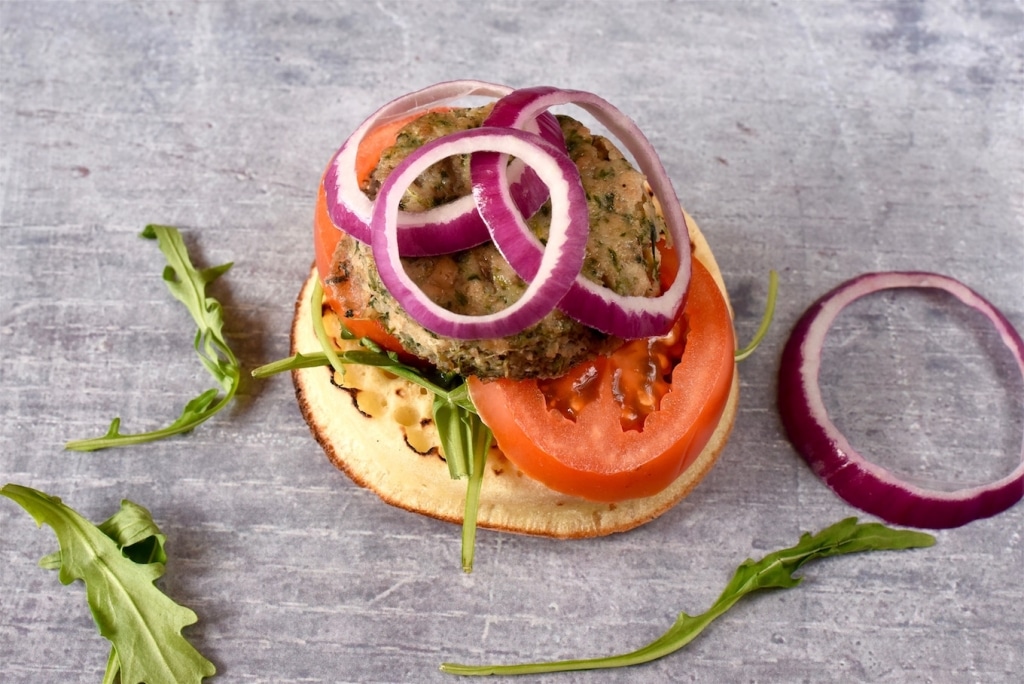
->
xmin=459 ymin=414 xmax=493 ymax=573
xmin=251 ymin=282 xmax=492 ymax=571
xmin=734 ymin=269 xmax=778 ymax=362
xmin=250 ymin=351 xmax=333 ymax=378
xmin=38 ymin=496 xmax=172 ymax=682
xmin=1 ymin=483 xmax=216 ymax=684
xmin=440 ymin=518 xmax=935 ymax=675
xmin=66 ymin=225 xmax=240 ymax=451
xmin=39 ymin=497 xmax=167 ymax=570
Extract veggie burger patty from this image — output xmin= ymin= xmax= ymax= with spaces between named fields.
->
xmin=324 ymin=107 xmax=666 ymax=380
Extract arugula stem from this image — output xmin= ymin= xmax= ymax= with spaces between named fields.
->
xmin=310 ymin=280 xmax=347 ymax=375
xmin=440 ymin=518 xmax=934 ymax=675
xmin=734 ymin=269 xmax=778 ymax=362
xmin=460 ymin=421 xmax=493 ymax=573
xmin=369 ymin=357 xmax=451 ymax=398
xmin=251 ymin=351 xmax=331 ymax=378
xmin=102 ymin=647 xmax=120 ymax=684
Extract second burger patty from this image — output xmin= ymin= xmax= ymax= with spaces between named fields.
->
xmin=326 ymin=106 xmax=668 ymax=380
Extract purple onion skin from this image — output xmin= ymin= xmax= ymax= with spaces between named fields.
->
xmin=369 ymin=127 xmax=589 ymax=340
xmin=778 ymin=271 xmax=1024 ymax=529
xmin=472 ymin=85 xmax=691 ymax=339
xmin=320 ymin=82 xmax=564 ymax=258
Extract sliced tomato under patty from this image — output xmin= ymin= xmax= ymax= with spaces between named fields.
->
xmin=313 ymin=110 xmax=434 ymax=357
xmin=468 ymin=258 xmax=735 ymax=503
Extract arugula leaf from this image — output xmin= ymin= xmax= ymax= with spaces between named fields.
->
xmin=251 ymin=282 xmax=493 ymax=571
xmin=39 ymin=497 xmax=172 ymax=682
xmin=254 ymin=345 xmax=492 ymax=572
xmin=458 ymin=410 xmax=493 ymax=574
xmin=440 ymin=518 xmax=935 ymax=675
xmin=251 ymin=350 xmax=331 ymax=378
xmin=1 ymin=483 xmax=216 ymax=684
xmin=433 ymin=394 xmax=472 ymax=480
xmin=39 ymin=497 xmax=167 ymax=570
xmin=66 ymin=225 xmax=240 ymax=451
xmin=734 ymin=269 xmax=778 ymax=362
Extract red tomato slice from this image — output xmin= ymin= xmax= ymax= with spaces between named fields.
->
xmin=314 ymin=110 xmax=434 ymax=287
xmin=313 ymin=111 xmax=439 ymax=356
xmin=468 ymin=258 xmax=735 ymax=502
xmin=313 ymin=187 xmax=413 ymax=357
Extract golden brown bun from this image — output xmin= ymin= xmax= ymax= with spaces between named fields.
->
xmin=290 ymin=214 xmax=739 ymax=538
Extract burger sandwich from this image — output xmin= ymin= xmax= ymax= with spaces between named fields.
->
xmin=278 ymin=81 xmax=740 ymax=564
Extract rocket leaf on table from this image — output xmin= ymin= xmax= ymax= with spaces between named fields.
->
xmin=38 ymin=497 xmax=167 ymax=571
xmin=1 ymin=483 xmax=216 ymax=684
xmin=66 ymin=224 xmax=240 ymax=451
xmin=440 ymin=517 xmax=936 ymax=676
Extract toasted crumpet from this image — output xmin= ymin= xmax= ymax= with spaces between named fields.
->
xmin=290 ymin=215 xmax=738 ymax=538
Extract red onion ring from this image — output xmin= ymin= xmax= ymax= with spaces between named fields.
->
xmin=470 ymin=86 xmax=691 ymax=339
xmin=324 ymin=80 xmax=563 ymax=257
xmin=370 ymin=127 xmax=589 ymax=340
xmin=778 ymin=271 xmax=1024 ymax=528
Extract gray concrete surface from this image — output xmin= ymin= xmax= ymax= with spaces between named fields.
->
xmin=1 ymin=1 xmax=1021 ymax=682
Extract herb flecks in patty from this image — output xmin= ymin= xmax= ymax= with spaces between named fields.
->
xmin=329 ymin=107 xmax=668 ymax=380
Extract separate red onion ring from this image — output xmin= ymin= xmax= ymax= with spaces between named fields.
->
xmin=370 ymin=127 xmax=589 ymax=340
xmin=778 ymin=271 xmax=1024 ymax=528
xmin=324 ymin=80 xmax=563 ymax=257
xmin=470 ymin=86 xmax=691 ymax=339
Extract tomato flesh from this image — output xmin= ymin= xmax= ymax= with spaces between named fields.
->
xmin=469 ymin=258 xmax=735 ymax=502
xmin=313 ymin=186 xmax=410 ymax=356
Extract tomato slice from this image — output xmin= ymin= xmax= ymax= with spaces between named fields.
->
xmin=313 ymin=111 xmax=439 ymax=356
xmin=468 ymin=258 xmax=735 ymax=502
xmin=314 ymin=110 xmax=435 ymax=287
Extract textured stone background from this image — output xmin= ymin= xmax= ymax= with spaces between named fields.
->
xmin=1 ymin=1 xmax=1021 ymax=682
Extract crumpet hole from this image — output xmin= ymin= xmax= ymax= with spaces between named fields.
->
xmin=392 ymin=405 xmax=421 ymax=427
xmin=355 ymin=390 xmax=388 ymax=417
